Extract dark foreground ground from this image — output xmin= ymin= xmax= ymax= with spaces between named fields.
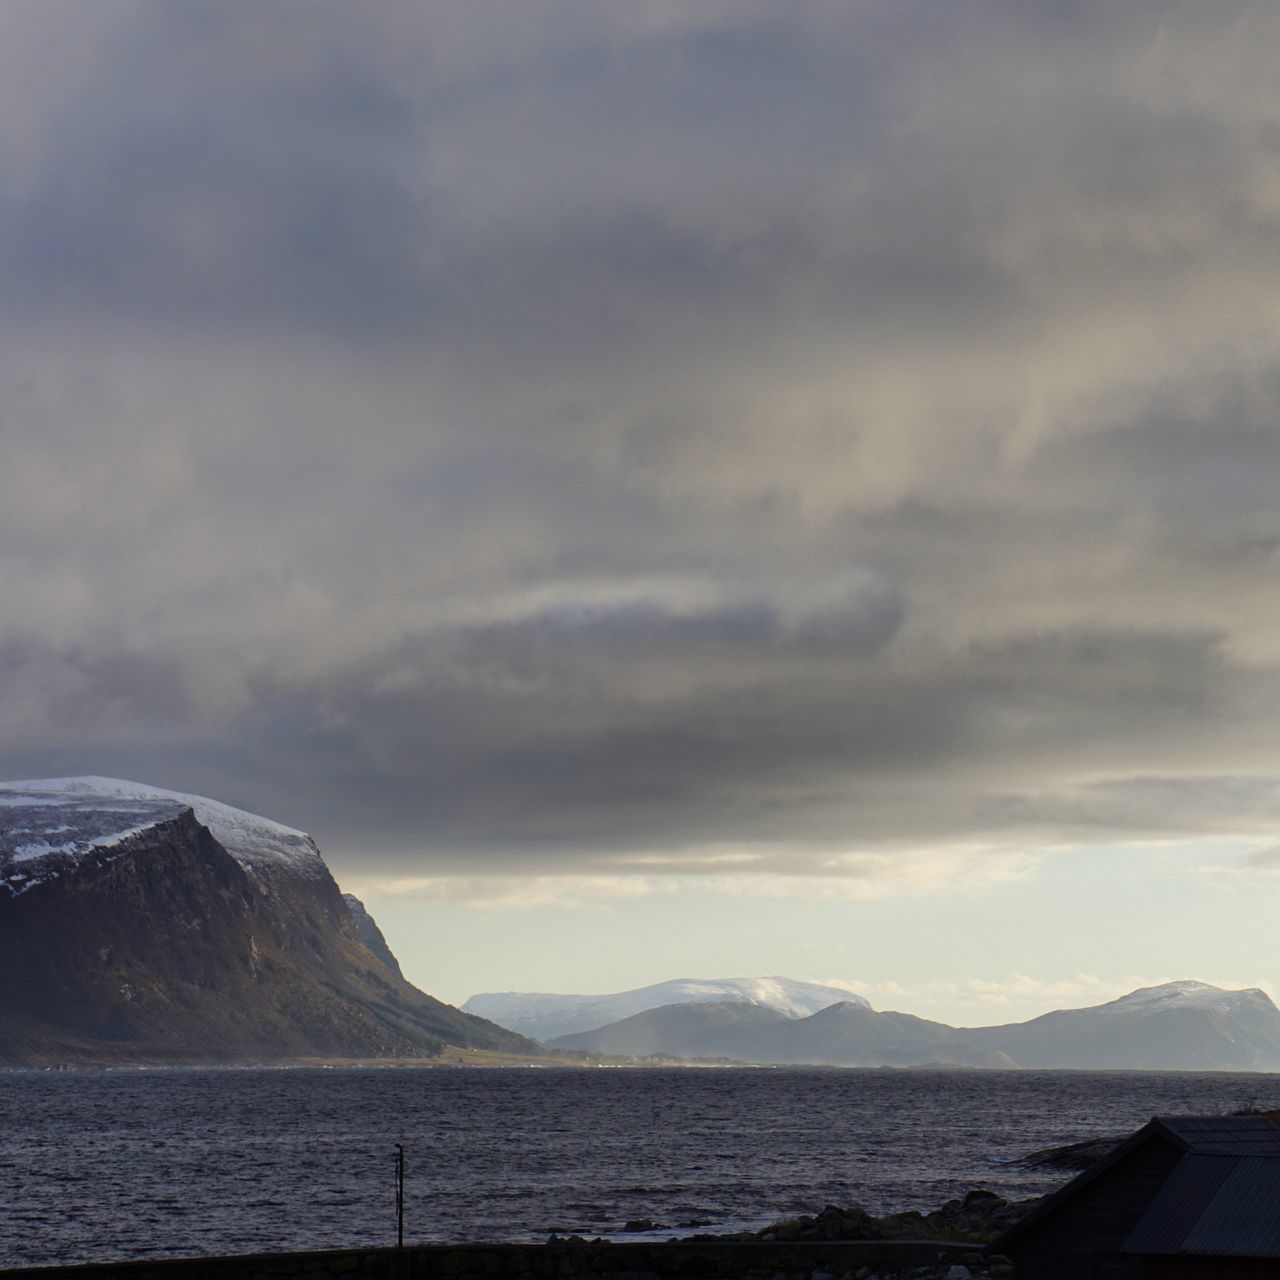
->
xmin=0 ymin=1237 xmax=1004 ymax=1280
xmin=0 ymin=1192 xmax=1029 ymax=1280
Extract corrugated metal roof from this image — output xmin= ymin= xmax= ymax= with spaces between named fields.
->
xmin=1157 ymin=1115 xmax=1280 ymax=1155
xmin=1124 ymin=1156 xmax=1280 ymax=1258
xmin=1186 ymin=1159 xmax=1280 ymax=1256
xmin=1122 ymin=1156 xmax=1236 ymax=1253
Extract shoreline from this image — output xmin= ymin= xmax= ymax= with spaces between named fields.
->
xmin=6 ymin=1051 xmax=1280 ymax=1073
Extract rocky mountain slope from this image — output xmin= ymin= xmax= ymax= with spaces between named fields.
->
xmin=542 ymin=979 xmax=1280 ymax=1070
xmin=0 ymin=777 xmax=535 ymax=1065
xmin=462 ymin=975 xmax=869 ymax=1042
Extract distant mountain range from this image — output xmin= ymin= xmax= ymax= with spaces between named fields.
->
xmin=0 ymin=777 xmax=535 ymax=1065
xmin=6 ymin=779 xmax=1276 ymax=1072
xmin=462 ymin=976 xmax=868 ymax=1042
xmin=469 ymin=978 xmax=1280 ymax=1071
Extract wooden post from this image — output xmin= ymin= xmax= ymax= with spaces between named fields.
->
xmin=395 ymin=1144 xmax=405 ymax=1250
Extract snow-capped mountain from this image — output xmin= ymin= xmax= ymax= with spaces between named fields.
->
xmin=1 ymin=789 xmax=188 ymax=898
xmin=1093 ymin=979 xmax=1264 ymax=1016
xmin=1 ymin=776 xmax=328 ymax=886
xmin=959 ymin=980 xmax=1280 ymax=1070
xmin=0 ymin=777 xmax=534 ymax=1064
xmin=462 ymin=976 xmax=869 ymax=1042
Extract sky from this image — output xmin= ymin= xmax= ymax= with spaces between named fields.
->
xmin=4 ymin=1 xmax=1280 ymax=1024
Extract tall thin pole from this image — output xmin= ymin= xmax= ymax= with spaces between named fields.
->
xmin=395 ymin=1144 xmax=405 ymax=1249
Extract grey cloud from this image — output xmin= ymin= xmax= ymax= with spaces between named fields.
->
xmin=4 ymin=3 xmax=1280 ymax=877
xmin=1 ymin=612 xmax=1226 ymax=865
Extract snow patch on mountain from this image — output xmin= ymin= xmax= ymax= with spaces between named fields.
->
xmin=0 ymin=777 xmax=328 ymax=886
xmin=0 ymin=792 xmax=186 ymax=896
xmin=1100 ymin=980 xmax=1266 ymax=1015
xmin=644 ymin=976 xmax=870 ymax=1017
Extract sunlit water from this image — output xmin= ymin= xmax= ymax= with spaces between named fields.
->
xmin=2 ymin=1066 xmax=1277 ymax=1269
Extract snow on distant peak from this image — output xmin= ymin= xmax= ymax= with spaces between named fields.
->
xmin=648 ymin=976 xmax=871 ymax=1016
xmin=0 ymin=777 xmax=328 ymax=884
xmin=462 ymin=975 xmax=872 ymax=1041
xmin=1103 ymin=980 xmax=1257 ymax=1015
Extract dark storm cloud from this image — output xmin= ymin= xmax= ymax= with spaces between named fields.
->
xmin=5 ymin=2 xmax=1280 ymax=877
xmin=0 ymin=12 xmax=426 ymax=336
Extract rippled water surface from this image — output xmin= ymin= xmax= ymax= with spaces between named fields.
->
xmin=2 ymin=1066 xmax=1278 ymax=1269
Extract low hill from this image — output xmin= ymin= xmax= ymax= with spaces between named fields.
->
xmin=548 ymin=999 xmax=793 ymax=1059
xmin=550 ymin=998 xmax=1009 ymax=1067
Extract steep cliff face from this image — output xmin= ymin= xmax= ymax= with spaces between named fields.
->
xmin=343 ymin=892 xmax=403 ymax=977
xmin=0 ymin=779 xmax=535 ymax=1065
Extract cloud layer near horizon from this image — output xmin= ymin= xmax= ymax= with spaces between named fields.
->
xmin=6 ymin=2 xmax=1280 ymax=881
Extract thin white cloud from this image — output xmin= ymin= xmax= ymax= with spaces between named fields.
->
xmin=344 ymin=874 xmax=680 ymax=911
xmin=346 ymin=842 xmax=1042 ymax=910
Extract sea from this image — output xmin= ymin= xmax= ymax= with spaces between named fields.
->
xmin=2 ymin=1066 xmax=1278 ymax=1270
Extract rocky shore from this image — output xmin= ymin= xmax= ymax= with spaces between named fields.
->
xmin=546 ymin=1186 xmax=1040 ymax=1280
xmin=749 ymin=1188 xmax=1035 ymax=1246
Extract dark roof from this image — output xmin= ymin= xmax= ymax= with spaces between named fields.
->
xmin=1123 ymin=1155 xmax=1280 ymax=1258
xmin=991 ymin=1115 xmax=1280 ymax=1252
xmin=1157 ymin=1115 xmax=1280 ymax=1156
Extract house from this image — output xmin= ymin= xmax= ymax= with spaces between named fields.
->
xmin=991 ymin=1115 xmax=1280 ymax=1279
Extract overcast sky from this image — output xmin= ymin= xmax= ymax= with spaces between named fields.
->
xmin=5 ymin=2 xmax=1280 ymax=1021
